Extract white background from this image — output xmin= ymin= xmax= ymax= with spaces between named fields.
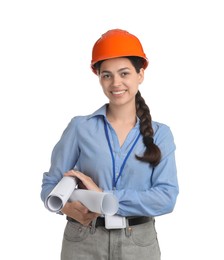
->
xmin=0 ymin=0 xmax=223 ymax=259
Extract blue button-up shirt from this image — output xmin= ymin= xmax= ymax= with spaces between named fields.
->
xmin=41 ymin=104 xmax=179 ymax=217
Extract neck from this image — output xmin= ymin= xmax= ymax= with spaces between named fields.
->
xmin=107 ymin=103 xmax=136 ymax=124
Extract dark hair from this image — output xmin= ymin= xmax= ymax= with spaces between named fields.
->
xmin=95 ymin=56 xmax=161 ymax=166
xmin=135 ymin=90 xmax=161 ymax=166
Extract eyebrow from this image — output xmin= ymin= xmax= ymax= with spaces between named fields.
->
xmin=101 ymin=67 xmax=131 ymax=74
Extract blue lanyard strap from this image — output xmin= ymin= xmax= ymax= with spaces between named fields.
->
xmin=103 ymin=117 xmax=141 ymax=189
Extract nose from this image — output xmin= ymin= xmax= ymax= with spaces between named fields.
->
xmin=112 ymin=74 xmax=121 ymax=87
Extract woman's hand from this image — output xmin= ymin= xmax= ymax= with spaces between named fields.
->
xmin=64 ymin=170 xmax=103 ymax=192
xmin=62 ymin=169 xmax=102 ymax=226
xmin=61 ymin=201 xmax=99 ymax=226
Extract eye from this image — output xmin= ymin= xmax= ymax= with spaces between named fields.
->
xmin=101 ymin=73 xmax=111 ymax=80
xmin=120 ymin=71 xmax=129 ymax=77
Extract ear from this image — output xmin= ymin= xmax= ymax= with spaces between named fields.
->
xmin=138 ymin=68 xmax=144 ymax=84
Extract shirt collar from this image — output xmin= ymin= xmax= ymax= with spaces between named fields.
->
xmin=87 ymin=104 xmax=108 ymax=119
xmin=87 ymin=103 xmax=140 ymax=127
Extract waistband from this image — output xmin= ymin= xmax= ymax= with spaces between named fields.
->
xmin=66 ymin=216 xmax=152 ymax=228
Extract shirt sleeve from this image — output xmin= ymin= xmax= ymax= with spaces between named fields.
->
xmin=40 ymin=117 xmax=80 ymax=203
xmin=111 ymin=125 xmax=179 ymax=217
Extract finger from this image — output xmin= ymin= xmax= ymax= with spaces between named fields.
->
xmin=69 ymin=206 xmax=99 ymax=226
xmin=73 ymin=171 xmax=91 ymax=184
xmin=64 ymin=170 xmax=101 ymax=192
xmin=64 ymin=170 xmax=78 ymax=176
xmin=70 ymin=201 xmax=89 ymax=214
xmin=64 ymin=170 xmax=87 ymax=182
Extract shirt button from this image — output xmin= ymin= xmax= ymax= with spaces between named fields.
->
xmin=116 ymin=173 xmax=119 ymax=177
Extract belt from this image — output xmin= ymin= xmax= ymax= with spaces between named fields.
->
xmin=67 ymin=216 xmax=152 ymax=227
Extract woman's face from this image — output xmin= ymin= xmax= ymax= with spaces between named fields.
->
xmin=98 ymin=57 xmax=144 ymax=106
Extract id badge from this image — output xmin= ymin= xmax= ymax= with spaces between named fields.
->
xmin=105 ymin=215 xmax=126 ymax=229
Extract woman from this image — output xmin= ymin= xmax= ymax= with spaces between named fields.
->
xmin=41 ymin=29 xmax=179 ymax=260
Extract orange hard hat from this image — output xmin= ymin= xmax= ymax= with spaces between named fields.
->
xmin=91 ymin=29 xmax=148 ymax=74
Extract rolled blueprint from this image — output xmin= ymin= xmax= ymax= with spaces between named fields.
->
xmin=45 ymin=176 xmax=77 ymax=212
xmin=69 ymin=189 xmax=118 ymax=216
xmin=45 ymin=176 xmax=118 ymax=216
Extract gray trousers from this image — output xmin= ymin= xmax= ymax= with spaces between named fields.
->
xmin=61 ymin=218 xmax=161 ymax=260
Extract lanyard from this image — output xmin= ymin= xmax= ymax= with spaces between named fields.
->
xmin=103 ymin=118 xmax=141 ymax=189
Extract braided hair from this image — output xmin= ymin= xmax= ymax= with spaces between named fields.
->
xmin=126 ymin=56 xmax=161 ymax=166
xmin=135 ymin=90 xmax=161 ymax=166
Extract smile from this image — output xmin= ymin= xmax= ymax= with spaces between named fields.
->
xmin=111 ymin=90 xmax=127 ymax=95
